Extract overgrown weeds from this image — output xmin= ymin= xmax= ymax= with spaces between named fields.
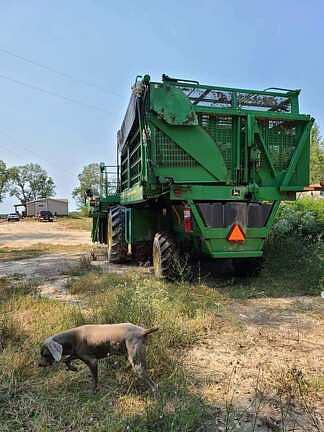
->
xmin=57 ymin=214 xmax=92 ymax=231
xmin=66 ymin=271 xmax=223 ymax=379
xmin=0 ymin=271 xmax=225 ymax=431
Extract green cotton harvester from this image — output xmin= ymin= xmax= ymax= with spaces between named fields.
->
xmin=90 ymin=74 xmax=313 ymax=277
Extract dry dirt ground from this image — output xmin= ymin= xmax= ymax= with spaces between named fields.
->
xmin=0 ymin=219 xmax=131 ymax=298
xmin=0 ymin=219 xmax=91 ymax=298
xmin=0 ymin=219 xmax=90 ymax=248
xmin=182 ymin=297 xmax=324 ymax=430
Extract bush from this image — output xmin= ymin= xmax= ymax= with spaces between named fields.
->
xmin=263 ymin=198 xmax=323 ymax=296
xmin=270 ymin=198 xmax=323 ymax=244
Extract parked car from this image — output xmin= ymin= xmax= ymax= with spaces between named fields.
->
xmin=38 ymin=210 xmax=54 ymax=222
xmin=7 ymin=213 xmax=20 ymax=222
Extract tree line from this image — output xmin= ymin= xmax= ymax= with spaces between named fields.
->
xmin=310 ymin=123 xmax=324 ymax=184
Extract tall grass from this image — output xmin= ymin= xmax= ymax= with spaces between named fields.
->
xmin=264 ymin=198 xmax=323 ymax=296
xmin=67 ymin=272 xmax=223 ymax=379
xmin=0 ymin=273 xmax=224 ymax=431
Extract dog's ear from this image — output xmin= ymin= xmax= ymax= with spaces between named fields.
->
xmin=45 ymin=340 xmax=63 ymax=362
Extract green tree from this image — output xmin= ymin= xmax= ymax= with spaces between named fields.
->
xmin=9 ymin=163 xmax=55 ymax=209
xmin=72 ymin=163 xmax=100 ymax=208
xmin=310 ymin=123 xmax=324 ymax=184
xmin=0 ymin=160 xmax=9 ymax=202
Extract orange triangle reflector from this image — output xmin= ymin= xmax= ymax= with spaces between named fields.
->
xmin=227 ymin=224 xmax=245 ymax=242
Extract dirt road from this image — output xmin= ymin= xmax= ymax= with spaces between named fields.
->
xmin=0 ymin=218 xmax=91 ymax=283
xmin=0 ymin=219 xmax=90 ymax=248
xmin=0 ymin=252 xmax=83 ymax=278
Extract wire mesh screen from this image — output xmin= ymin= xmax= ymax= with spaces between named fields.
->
xmin=198 ymin=114 xmax=233 ymax=170
xmin=258 ymin=120 xmax=298 ymax=171
xmin=176 ymin=85 xmax=232 ymax=108
xmin=155 ymin=129 xmax=198 ymax=167
xmin=174 ymin=85 xmax=292 ymax=112
xmin=238 ymin=93 xmax=291 ymax=112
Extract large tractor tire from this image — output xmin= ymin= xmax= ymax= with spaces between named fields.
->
xmin=152 ymin=232 xmax=177 ymax=279
xmin=232 ymin=257 xmax=263 ymax=277
xmin=107 ymin=206 xmax=127 ymax=263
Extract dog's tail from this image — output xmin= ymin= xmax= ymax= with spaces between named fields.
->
xmin=142 ymin=327 xmax=159 ymax=337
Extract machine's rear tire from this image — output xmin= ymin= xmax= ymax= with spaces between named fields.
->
xmin=153 ymin=232 xmax=176 ymax=279
xmin=107 ymin=206 xmax=127 ymax=263
xmin=232 ymin=257 xmax=263 ymax=277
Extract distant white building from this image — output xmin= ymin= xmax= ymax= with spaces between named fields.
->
xmin=298 ymin=184 xmax=324 ymax=199
xmin=26 ymin=198 xmax=68 ymax=217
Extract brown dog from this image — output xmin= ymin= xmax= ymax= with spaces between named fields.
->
xmin=39 ymin=323 xmax=158 ymax=392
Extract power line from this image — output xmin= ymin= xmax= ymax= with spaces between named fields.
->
xmin=0 ymin=128 xmax=76 ymax=180
xmin=0 ymin=72 xmax=110 ymax=113
xmin=0 ymin=47 xmax=120 ymax=97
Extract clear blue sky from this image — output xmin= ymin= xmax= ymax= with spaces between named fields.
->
xmin=0 ymin=0 xmax=323 ymax=212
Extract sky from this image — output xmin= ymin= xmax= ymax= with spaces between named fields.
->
xmin=0 ymin=0 xmax=323 ymax=212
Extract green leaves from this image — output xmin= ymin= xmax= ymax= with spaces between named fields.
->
xmin=271 ymin=199 xmax=323 ymax=243
xmin=0 ymin=160 xmax=9 ymax=202
xmin=310 ymin=123 xmax=324 ymax=184
xmin=72 ymin=163 xmax=100 ymax=208
xmin=9 ymin=163 xmax=55 ymax=206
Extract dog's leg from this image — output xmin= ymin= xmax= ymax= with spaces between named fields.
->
xmin=79 ymin=355 xmax=98 ymax=393
xmin=64 ymin=355 xmax=78 ymax=372
xmin=126 ymin=340 xmax=157 ymax=391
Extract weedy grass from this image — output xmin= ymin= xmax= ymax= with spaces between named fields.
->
xmin=0 ymin=268 xmax=322 ymax=431
xmin=0 ymin=272 xmax=225 ymax=432
xmin=66 ymin=272 xmax=225 ymax=380
xmin=57 ymin=215 xmax=92 ymax=231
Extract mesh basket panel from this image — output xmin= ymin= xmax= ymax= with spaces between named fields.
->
xmin=155 ymin=129 xmax=198 ymax=167
xmin=198 ymin=114 xmax=233 ymax=170
xmin=258 ymin=120 xmax=298 ymax=171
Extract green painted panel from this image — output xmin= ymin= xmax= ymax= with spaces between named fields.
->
xmin=150 ymin=84 xmax=198 ymax=125
xmin=129 ymin=207 xmax=157 ymax=242
xmin=120 ymin=184 xmax=144 ymax=204
xmin=169 ymin=185 xmax=294 ymax=201
xmin=155 ymin=167 xmax=215 ymax=183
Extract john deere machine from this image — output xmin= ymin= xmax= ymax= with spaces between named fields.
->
xmin=91 ymin=74 xmax=313 ymax=277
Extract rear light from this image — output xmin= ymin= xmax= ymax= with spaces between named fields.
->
xmin=227 ymin=224 xmax=245 ymax=243
xmin=183 ymin=206 xmax=193 ymax=232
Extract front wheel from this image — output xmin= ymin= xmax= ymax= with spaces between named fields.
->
xmin=152 ymin=232 xmax=176 ymax=279
xmin=107 ymin=206 xmax=127 ymax=263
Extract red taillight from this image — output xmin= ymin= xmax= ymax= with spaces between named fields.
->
xmin=183 ymin=206 xmax=193 ymax=232
xmin=227 ymin=224 xmax=245 ymax=242
xmin=89 ymin=198 xmax=96 ymax=207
